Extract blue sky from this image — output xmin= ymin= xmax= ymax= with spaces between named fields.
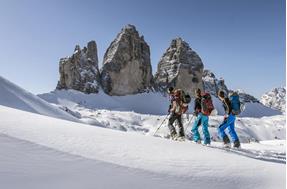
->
xmin=0 ymin=0 xmax=285 ymax=98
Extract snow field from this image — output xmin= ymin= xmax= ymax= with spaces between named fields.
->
xmin=0 ymin=106 xmax=285 ymax=189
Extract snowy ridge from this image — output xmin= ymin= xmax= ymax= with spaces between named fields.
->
xmin=0 ymin=76 xmax=80 ymax=122
xmin=261 ymin=87 xmax=286 ymax=113
xmin=0 ymin=105 xmax=285 ymax=189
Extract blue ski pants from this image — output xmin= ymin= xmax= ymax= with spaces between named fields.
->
xmin=192 ymin=113 xmax=210 ymax=144
xmin=218 ymin=114 xmax=239 ymax=142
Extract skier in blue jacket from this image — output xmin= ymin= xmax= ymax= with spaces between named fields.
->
xmin=217 ymin=90 xmax=240 ymax=148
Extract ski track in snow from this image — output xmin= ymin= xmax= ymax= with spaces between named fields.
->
xmin=203 ymin=144 xmax=286 ymax=164
xmin=153 ymin=135 xmax=286 ymax=164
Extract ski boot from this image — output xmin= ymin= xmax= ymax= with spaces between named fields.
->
xmin=233 ymin=140 xmax=241 ymax=148
xmin=192 ymin=139 xmax=201 ymax=144
xmin=170 ymin=133 xmax=178 ymax=140
xmin=223 ymin=135 xmax=231 ymax=148
xmin=177 ymin=135 xmax=185 ymax=142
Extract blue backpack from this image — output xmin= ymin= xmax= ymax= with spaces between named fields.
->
xmin=229 ymin=92 xmax=241 ymax=115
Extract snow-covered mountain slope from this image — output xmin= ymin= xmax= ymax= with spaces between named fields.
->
xmin=39 ymin=89 xmax=282 ymax=117
xmin=0 ymin=105 xmax=285 ymax=189
xmin=0 ymin=76 xmax=79 ymax=122
xmin=0 ymin=134 xmax=193 ymax=189
xmin=261 ymin=87 xmax=286 ymax=113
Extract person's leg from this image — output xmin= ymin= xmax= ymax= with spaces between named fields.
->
xmin=226 ymin=115 xmax=240 ymax=147
xmin=192 ymin=113 xmax=202 ymax=142
xmin=202 ymin=115 xmax=211 ymax=144
xmin=217 ymin=119 xmax=229 ymax=141
xmin=226 ymin=115 xmax=239 ymax=141
xmin=176 ymin=115 xmax=184 ymax=137
xmin=168 ymin=114 xmax=177 ymax=137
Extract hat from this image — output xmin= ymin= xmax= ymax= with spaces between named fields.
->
xmin=167 ymin=87 xmax=174 ymax=94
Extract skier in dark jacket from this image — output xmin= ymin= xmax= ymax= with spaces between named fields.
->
xmin=217 ymin=90 xmax=240 ymax=148
xmin=191 ymin=88 xmax=210 ymax=145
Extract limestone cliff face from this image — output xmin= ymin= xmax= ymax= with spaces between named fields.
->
xmin=154 ymin=38 xmax=204 ymax=97
xmin=100 ymin=25 xmax=153 ymax=96
xmin=56 ymin=41 xmax=100 ymax=93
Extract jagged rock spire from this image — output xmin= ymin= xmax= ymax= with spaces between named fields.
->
xmin=56 ymin=40 xmax=100 ymax=93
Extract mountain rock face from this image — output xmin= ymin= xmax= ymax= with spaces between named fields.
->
xmin=203 ymin=70 xmax=259 ymax=103
xmin=261 ymin=87 xmax=286 ymax=112
xmin=154 ymin=38 xmax=204 ymax=97
xmin=100 ymin=25 xmax=153 ymax=96
xmin=233 ymin=89 xmax=259 ymax=103
xmin=56 ymin=41 xmax=100 ymax=93
xmin=202 ymin=69 xmax=228 ymax=95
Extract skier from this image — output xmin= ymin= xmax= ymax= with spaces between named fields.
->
xmin=167 ymin=88 xmax=186 ymax=140
xmin=217 ymin=90 xmax=241 ymax=148
xmin=191 ymin=88 xmax=211 ymax=145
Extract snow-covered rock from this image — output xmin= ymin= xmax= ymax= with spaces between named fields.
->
xmin=234 ymin=89 xmax=259 ymax=103
xmin=261 ymin=87 xmax=286 ymax=113
xmin=202 ymin=69 xmax=228 ymax=95
xmin=101 ymin=24 xmax=153 ymax=96
xmin=203 ymin=70 xmax=259 ymax=103
xmin=57 ymin=40 xmax=100 ymax=94
xmin=154 ymin=38 xmax=204 ymax=96
xmin=0 ymin=76 xmax=80 ymax=122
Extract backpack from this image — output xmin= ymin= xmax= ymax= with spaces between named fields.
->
xmin=174 ymin=89 xmax=191 ymax=104
xmin=229 ymin=92 xmax=241 ymax=115
xmin=201 ymin=92 xmax=214 ymax=116
xmin=173 ymin=89 xmax=190 ymax=114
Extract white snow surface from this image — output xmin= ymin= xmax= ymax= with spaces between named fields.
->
xmin=0 ymin=105 xmax=285 ymax=189
xmin=0 ymin=76 xmax=79 ymax=122
xmin=39 ymin=89 xmax=282 ymax=117
xmin=0 ymin=134 xmax=194 ymax=189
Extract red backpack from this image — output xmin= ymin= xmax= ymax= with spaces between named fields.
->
xmin=201 ymin=92 xmax=214 ymax=116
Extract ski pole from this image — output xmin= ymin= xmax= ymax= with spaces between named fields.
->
xmin=184 ymin=114 xmax=195 ymax=134
xmin=153 ymin=114 xmax=169 ymax=136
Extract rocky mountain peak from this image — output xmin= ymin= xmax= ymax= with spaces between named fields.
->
xmin=100 ymin=25 xmax=153 ymax=96
xmin=56 ymin=40 xmax=100 ymax=93
xmin=203 ymin=69 xmax=259 ymax=103
xmin=261 ymin=87 xmax=286 ymax=112
xmin=154 ymin=38 xmax=204 ymax=96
